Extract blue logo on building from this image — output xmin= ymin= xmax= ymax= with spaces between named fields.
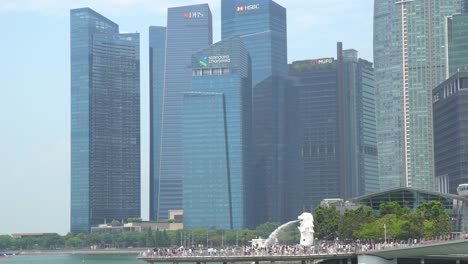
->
xmin=199 ymin=56 xmax=208 ymax=67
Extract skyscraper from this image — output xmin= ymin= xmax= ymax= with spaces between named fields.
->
xmin=222 ymin=0 xmax=301 ymax=227
xmin=342 ymin=50 xmax=379 ymax=197
xmin=433 ymin=72 xmax=468 ymax=194
xmin=289 ymin=44 xmax=378 ymax=208
xmin=149 ymin=26 xmax=166 ymax=221
xmin=447 ymin=12 xmax=468 ymax=76
xmin=374 ymin=0 xmax=462 ymax=191
xmin=70 ymin=8 xmax=140 ymax=233
xmin=153 ymin=4 xmax=212 ymax=221
xmin=182 ymin=37 xmax=252 ymax=229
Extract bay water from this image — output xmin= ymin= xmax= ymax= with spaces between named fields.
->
xmin=0 ymin=254 xmax=143 ymax=264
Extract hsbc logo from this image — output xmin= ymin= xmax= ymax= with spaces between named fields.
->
xmin=183 ymin=12 xmax=204 ymax=19
xmin=236 ymin=4 xmax=260 ymax=12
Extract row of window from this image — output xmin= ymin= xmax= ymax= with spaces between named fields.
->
xmin=192 ymin=68 xmax=231 ymax=76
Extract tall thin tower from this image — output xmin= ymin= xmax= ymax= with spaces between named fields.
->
xmin=153 ymin=4 xmax=212 ymax=221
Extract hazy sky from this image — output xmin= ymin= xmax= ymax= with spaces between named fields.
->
xmin=0 ymin=0 xmax=373 ymax=235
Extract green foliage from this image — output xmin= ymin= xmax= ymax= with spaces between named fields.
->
xmin=110 ymin=219 xmax=122 ymax=226
xmin=314 ymin=206 xmax=341 ymax=240
xmin=344 ymin=201 xmax=452 ymax=240
xmin=338 ymin=206 xmax=375 ymax=240
xmin=416 ymin=201 xmax=451 ymax=237
xmin=379 ymin=202 xmax=403 ymax=216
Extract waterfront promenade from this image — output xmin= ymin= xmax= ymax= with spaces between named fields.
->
xmin=137 ymin=238 xmax=468 ymax=264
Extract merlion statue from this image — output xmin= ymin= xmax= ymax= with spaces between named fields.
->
xmin=298 ymin=212 xmax=314 ymax=246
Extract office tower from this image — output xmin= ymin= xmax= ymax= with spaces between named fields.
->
xmin=374 ymin=0 xmax=462 ymax=191
xmin=448 ymin=13 xmax=468 ymax=76
xmin=154 ymin=4 xmax=212 ymax=221
xmin=222 ymin=0 xmax=301 ymax=227
xmin=289 ymin=44 xmax=378 ymax=208
xmin=182 ymin=37 xmax=252 ymax=229
xmin=149 ymin=26 xmax=166 ymax=221
xmin=71 ymin=8 xmax=140 ymax=233
xmin=342 ymin=50 xmax=379 ymax=197
xmin=433 ymin=72 xmax=468 ymax=194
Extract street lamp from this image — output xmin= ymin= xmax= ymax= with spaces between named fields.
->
xmin=384 ymin=224 xmax=387 ymax=244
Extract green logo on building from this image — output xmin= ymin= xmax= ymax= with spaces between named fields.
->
xmin=199 ymin=56 xmax=208 ymax=67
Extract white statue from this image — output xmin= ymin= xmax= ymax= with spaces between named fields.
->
xmin=298 ymin=212 xmax=314 ymax=246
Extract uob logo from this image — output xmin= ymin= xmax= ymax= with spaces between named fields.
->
xmin=199 ymin=56 xmax=208 ymax=67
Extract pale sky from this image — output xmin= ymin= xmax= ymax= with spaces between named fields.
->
xmin=0 ymin=0 xmax=373 ymax=235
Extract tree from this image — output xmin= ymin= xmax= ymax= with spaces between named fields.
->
xmin=314 ymin=206 xmax=341 ymax=240
xmin=145 ymin=228 xmax=154 ymax=247
xmin=0 ymin=235 xmax=14 ymax=250
xmin=338 ymin=206 xmax=375 ymax=240
xmin=110 ymin=219 xmax=122 ymax=226
xmin=416 ymin=201 xmax=451 ymax=237
xmin=379 ymin=202 xmax=409 ymax=216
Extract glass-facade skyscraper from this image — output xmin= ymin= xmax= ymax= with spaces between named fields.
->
xmin=374 ymin=0 xmax=462 ymax=191
xmin=149 ymin=26 xmax=166 ymax=221
xmin=70 ymin=8 xmax=140 ymax=233
xmin=448 ymin=12 xmax=468 ymax=76
xmin=222 ymin=0 xmax=301 ymax=227
xmin=182 ymin=37 xmax=252 ymax=229
xmin=289 ymin=44 xmax=378 ymax=208
xmin=342 ymin=50 xmax=379 ymax=197
xmin=153 ymin=4 xmax=212 ymax=221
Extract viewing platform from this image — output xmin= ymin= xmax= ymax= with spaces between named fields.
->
xmin=138 ymin=239 xmax=468 ymax=264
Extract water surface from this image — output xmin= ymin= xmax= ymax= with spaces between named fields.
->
xmin=0 ymin=254 xmax=142 ymax=264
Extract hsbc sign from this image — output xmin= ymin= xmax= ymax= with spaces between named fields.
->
xmin=236 ymin=4 xmax=260 ymax=12
xmin=183 ymin=12 xmax=204 ymax=19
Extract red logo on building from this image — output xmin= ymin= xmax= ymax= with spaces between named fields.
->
xmin=236 ymin=6 xmax=245 ymax=12
xmin=183 ymin=12 xmax=190 ymax=18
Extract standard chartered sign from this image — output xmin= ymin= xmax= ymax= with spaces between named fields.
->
xmin=208 ymin=55 xmax=231 ymax=64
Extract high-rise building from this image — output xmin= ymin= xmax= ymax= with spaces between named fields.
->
xmin=149 ymin=26 xmax=166 ymax=221
xmin=222 ymin=0 xmax=301 ymax=227
xmin=433 ymin=72 xmax=468 ymax=194
xmin=182 ymin=37 xmax=252 ymax=229
xmin=374 ymin=0 xmax=462 ymax=191
xmin=70 ymin=8 xmax=140 ymax=233
xmin=153 ymin=4 xmax=212 ymax=221
xmin=342 ymin=50 xmax=379 ymax=197
xmin=448 ymin=13 xmax=468 ymax=76
xmin=289 ymin=44 xmax=378 ymax=208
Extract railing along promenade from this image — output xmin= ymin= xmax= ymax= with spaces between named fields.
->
xmin=137 ymin=236 xmax=466 ymax=263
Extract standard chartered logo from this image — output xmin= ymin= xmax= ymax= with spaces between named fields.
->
xmin=199 ymin=55 xmax=231 ymax=67
xmin=199 ymin=56 xmax=208 ymax=67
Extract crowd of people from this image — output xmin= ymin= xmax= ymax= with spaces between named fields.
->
xmin=140 ymin=242 xmax=392 ymax=258
xmin=139 ymin=237 xmax=461 ymax=258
